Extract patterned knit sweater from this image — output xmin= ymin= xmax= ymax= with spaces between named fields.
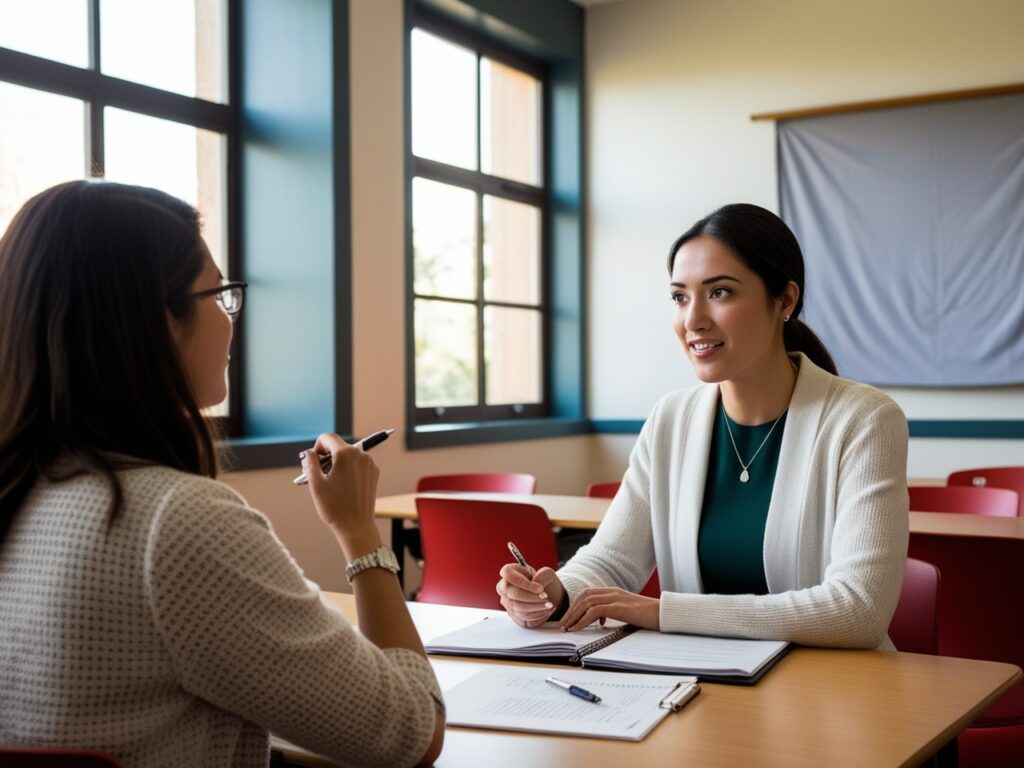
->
xmin=0 ymin=465 xmax=440 ymax=767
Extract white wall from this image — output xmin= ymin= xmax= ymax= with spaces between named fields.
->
xmin=586 ymin=0 xmax=1024 ymax=474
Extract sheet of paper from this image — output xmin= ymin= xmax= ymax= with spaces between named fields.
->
xmin=425 ymin=614 xmax=622 ymax=657
xmin=443 ymin=666 xmax=697 ymax=740
xmin=584 ymin=630 xmax=788 ymax=676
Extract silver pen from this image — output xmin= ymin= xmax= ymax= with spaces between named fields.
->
xmin=507 ymin=541 xmax=532 ymax=571
xmin=292 ymin=429 xmax=394 ymax=485
xmin=545 ymin=676 xmax=602 ymax=703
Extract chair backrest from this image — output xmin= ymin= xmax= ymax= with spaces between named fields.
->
xmin=909 ymin=485 xmax=1019 ymax=518
xmin=416 ymin=497 xmax=558 ymax=609
xmin=887 ymin=558 xmax=940 ymax=655
xmin=583 ymin=480 xmax=661 ymax=598
xmin=585 ymin=481 xmax=621 ymax=499
xmin=416 ymin=473 xmax=537 ymax=494
xmin=947 ymin=467 xmax=1024 ymax=516
xmin=0 ymin=748 xmax=121 ymax=767
xmin=908 ymin=535 xmax=1024 ymax=727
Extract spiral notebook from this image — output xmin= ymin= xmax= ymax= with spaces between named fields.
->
xmin=425 ymin=615 xmax=789 ymax=685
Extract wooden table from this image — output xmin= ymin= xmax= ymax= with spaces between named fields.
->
xmin=273 ymin=593 xmax=1022 ymax=768
xmin=378 ymin=493 xmax=1024 ymax=539
xmin=377 ymin=492 xmax=1024 ymax=587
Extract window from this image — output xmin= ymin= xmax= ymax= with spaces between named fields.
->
xmin=409 ymin=22 xmax=547 ymax=425
xmin=0 ymin=0 xmax=239 ymax=430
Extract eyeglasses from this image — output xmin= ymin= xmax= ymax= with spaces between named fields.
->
xmin=191 ymin=281 xmax=247 ymax=317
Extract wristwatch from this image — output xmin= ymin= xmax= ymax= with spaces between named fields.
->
xmin=345 ymin=545 xmax=401 ymax=583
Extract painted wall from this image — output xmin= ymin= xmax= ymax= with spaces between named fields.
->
xmin=585 ymin=0 xmax=1024 ymax=476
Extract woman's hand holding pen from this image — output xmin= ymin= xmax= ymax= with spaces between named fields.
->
xmin=558 ymin=587 xmax=661 ymax=633
xmin=301 ymin=432 xmax=381 ymax=559
xmin=496 ymin=564 xmax=566 ymax=628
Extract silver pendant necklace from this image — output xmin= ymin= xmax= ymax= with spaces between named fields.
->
xmin=723 ymin=407 xmax=786 ymax=483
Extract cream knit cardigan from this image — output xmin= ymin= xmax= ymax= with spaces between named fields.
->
xmin=559 ymin=354 xmax=910 ymax=650
xmin=0 ymin=466 xmax=440 ymax=767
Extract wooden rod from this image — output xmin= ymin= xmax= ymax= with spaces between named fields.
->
xmin=750 ymin=82 xmax=1024 ymax=122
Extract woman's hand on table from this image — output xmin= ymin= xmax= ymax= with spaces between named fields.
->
xmin=559 ymin=587 xmax=661 ymax=632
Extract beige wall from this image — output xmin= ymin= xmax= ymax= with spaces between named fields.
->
xmin=585 ymin=0 xmax=1024 ymax=476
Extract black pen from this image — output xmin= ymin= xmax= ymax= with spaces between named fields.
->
xmin=545 ymin=676 xmax=601 ymax=703
xmin=292 ymin=429 xmax=395 ymax=486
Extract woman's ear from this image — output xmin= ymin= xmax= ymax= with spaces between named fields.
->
xmin=166 ymin=308 xmax=186 ymax=346
xmin=780 ymin=281 xmax=800 ymax=320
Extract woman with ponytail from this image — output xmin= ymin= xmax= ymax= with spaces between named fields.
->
xmin=0 ymin=181 xmax=443 ymax=766
xmin=498 ymin=203 xmax=910 ymax=649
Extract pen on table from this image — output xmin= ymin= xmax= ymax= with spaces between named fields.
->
xmin=545 ymin=676 xmax=601 ymax=704
xmin=292 ymin=428 xmax=395 ymax=485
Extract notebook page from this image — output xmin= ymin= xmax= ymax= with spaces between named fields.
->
xmin=584 ymin=630 xmax=789 ymax=676
xmin=425 ymin=614 xmax=621 ymax=658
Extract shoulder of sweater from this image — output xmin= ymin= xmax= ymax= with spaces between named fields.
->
xmin=822 ymin=372 xmax=905 ymax=421
xmin=115 ymin=465 xmax=263 ymax=539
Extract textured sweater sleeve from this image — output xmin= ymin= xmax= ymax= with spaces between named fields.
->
xmin=143 ymin=479 xmax=440 ymax=768
xmin=557 ymin=412 xmax=659 ymax=596
xmin=658 ymin=401 xmax=910 ymax=648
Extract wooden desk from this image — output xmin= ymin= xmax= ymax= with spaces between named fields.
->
xmin=274 ymin=593 xmax=1021 ymax=768
xmin=377 ymin=493 xmax=1024 ymax=587
xmin=378 ymin=493 xmax=1024 ymax=539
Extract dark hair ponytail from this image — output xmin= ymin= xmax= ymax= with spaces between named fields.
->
xmin=0 ymin=180 xmax=219 ymax=546
xmin=668 ymin=203 xmax=837 ymax=375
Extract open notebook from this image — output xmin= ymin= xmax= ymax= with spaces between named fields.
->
xmin=425 ymin=615 xmax=789 ymax=685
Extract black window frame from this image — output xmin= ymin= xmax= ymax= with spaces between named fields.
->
xmin=409 ymin=9 xmax=550 ymax=426
xmin=0 ymin=0 xmax=243 ymax=436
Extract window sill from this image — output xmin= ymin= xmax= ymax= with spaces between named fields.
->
xmin=407 ymin=417 xmax=591 ymax=450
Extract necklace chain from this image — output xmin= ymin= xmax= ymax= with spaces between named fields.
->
xmin=723 ymin=408 xmax=786 ymax=483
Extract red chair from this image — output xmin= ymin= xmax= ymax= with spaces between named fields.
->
xmin=0 ymin=748 xmax=121 ymax=767
xmin=909 ymin=485 xmax=1019 ymax=518
xmin=887 ymin=558 xmax=940 ymax=655
xmin=908 ymin=534 xmax=1024 ymax=766
xmin=404 ymin=473 xmax=538 ymax=564
xmin=416 ymin=473 xmax=537 ymax=494
xmin=585 ymin=481 xmax=621 ymax=498
xmin=585 ymin=481 xmax=660 ymax=598
xmin=948 ymin=467 xmax=1024 ymax=517
xmin=416 ymin=497 xmax=558 ymax=609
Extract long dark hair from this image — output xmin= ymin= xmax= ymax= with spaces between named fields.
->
xmin=0 ymin=180 xmax=219 ymax=545
xmin=667 ymin=203 xmax=837 ymax=375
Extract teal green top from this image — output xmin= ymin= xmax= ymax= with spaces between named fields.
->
xmin=697 ymin=401 xmax=787 ymax=595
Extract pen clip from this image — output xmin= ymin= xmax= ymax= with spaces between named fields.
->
xmin=659 ymin=680 xmax=700 ymax=711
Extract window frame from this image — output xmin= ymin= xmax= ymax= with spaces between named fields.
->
xmin=0 ymin=0 xmax=243 ymax=436
xmin=408 ymin=9 xmax=550 ymax=426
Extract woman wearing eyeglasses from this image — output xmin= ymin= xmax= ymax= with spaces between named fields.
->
xmin=497 ymin=203 xmax=909 ymax=650
xmin=0 ymin=181 xmax=444 ymax=767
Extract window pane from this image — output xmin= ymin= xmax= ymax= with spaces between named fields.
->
xmin=415 ymin=299 xmax=478 ymax=408
xmin=485 ymin=307 xmax=542 ymax=405
xmin=481 ymin=58 xmax=541 ymax=186
xmin=103 ymin=107 xmax=227 ymax=275
xmin=483 ymin=196 xmax=541 ymax=305
xmin=0 ymin=82 xmax=85 ymax=237
xmin=100 ymin=0 xmax=227 ymax=102
xmin=0 ymin=0 xmax=89 ymax=67
xmin=413 ymin=177 xmax=477 ymax=300
xmin=411 ymin=28 xmax=477 ymax=170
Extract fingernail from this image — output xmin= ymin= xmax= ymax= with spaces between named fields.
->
xmin=539 ymin=592 xmax=547 ymax=600
xmin=544 ymin=602 xmax=553 ymax=609
xmin=298 ymin=451 xmax=307 ymax=460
